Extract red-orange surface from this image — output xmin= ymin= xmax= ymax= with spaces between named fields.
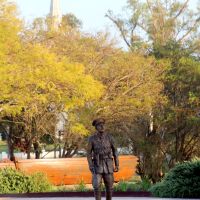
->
xmin=0 ymin=156 xmax=138 ymax=185
xmin=0 ymin=162 xmax=15 ymax=169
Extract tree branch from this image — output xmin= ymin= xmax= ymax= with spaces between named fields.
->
xmin=173 ymin=0 xmax=190 ymax=20
xmin=178 ymin=16 xmax=200 ymax=43
xmin=122 ymin=82 xmax=144 ymax=96
xmin=105 ymin=13 xmax=131 ymax=49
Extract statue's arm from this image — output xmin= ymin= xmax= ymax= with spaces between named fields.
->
xmin=86 ymin=137 xmax=94 ymax=172
xmin=110 ymin=135 xmax=119 ymax=168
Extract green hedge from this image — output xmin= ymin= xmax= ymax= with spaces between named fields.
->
xmin=114 ymin=179 xmax=151 ymax=192
xmin=0 ymin=168 xmax=52 ymax=194
xmin=149 ymin=159 xmax=200 ymax=198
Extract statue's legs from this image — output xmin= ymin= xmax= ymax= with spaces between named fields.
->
xmin=92 ymin=173 xmax=102 ymax=200
xmin=103 ymin=173 xmax=114 ymax=200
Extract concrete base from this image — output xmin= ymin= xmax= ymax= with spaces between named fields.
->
xmin=0 ymin=198 xmax=199 ymax=200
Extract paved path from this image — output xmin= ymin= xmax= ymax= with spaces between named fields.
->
xmin=0 ymin=198 xmax=199 ymax=200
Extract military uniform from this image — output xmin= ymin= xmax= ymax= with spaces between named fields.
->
xmin=87 ymin=131 xmax=119 ymax=200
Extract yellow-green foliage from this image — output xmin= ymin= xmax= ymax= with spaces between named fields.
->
xmin=0 ymin=0 xmax=21 ymax=63
xmin=0 ymin=1 xmax=104 ymax=118
xmin=70 ymin=122 xmax=89 ymax=136
xmin=0 ymin=168 xmax=52 ymax=193
xmin=95 ymin=51 xmax=169 ymax=118
xmin=0 ymin=44 xmax=104 ymax=116
xmin=0 ymin=0 xmax=104 ymax=143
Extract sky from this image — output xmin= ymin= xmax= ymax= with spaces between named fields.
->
xmin=15 ymin=0 xmax=127 ymax=44
xmin=14 ymin=0 xmax=198 ymax=48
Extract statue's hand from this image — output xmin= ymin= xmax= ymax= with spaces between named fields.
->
xmin=89 ymin=166 xmax=95 ymax=174
xmin=114 ymin=166 xmax=119 ymax=172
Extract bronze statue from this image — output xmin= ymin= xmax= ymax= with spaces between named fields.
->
xmin=87 ymin=118 xmax=119 ymax=200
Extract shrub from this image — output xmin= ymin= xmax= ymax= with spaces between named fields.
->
xmin=114 ymin=179 xmax=151 ymax=192
xmin=74 ymin=180 xmax=88 ymax=192
xmin=114 ymin=180 xmax=129 ymax=192
xmin=52 ymin=185 xmax=72 ymax=192
xmin=0 ymin=168 xmax=28 ymax=193
xmin=149 ymin=159 xmax=200 ymax=198
xmin=27 ymin=172 xmax=52 ymax=192
xmin=136 ymin=178 xmax=152 ymax=191
xmin=0 ymin=168 xmax=52 ymax=194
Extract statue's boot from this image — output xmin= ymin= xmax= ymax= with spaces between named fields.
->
xmin=106 ymin=189 xmax=113 ymax=200
xmin=94 ymin=189 xmax=101 ymax=200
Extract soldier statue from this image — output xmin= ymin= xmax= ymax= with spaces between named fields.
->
xmin=87 ymin=118 xmax=119 ymax=200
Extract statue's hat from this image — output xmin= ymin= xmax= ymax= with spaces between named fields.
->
xmin=92 ymin=118 xmax=105 ymax=126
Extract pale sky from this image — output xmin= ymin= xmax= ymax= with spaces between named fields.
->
xmin=14 ymin=0 xmax=198 ymax=48
xmin=15 ymin=0 xmax=126 ymax=33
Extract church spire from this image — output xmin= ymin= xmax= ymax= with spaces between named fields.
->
xmin=50 ymin=0 xmax=62 ymax=29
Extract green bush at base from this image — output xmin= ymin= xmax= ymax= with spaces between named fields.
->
xmin=0 ymin=168 xmax=52 ymax=194
xmin=149 ymin=159 xmax=200 ymax=198
xmin=74 ymin=180 xmax=90 ymax=192
xmin=114 ymin=178 xmax=151 ymax=192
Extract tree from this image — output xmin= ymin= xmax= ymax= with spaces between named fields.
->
xmin=26 ymin=15 xmax=118 ymax=75
xmin=61 ymin=13 xmax=82 ymax=29
xmin=25 ymin=11 xmax=173 ymax=176
xmin=106 ymin=0 xmax=200 ymax=182
xmin=0 ymin=0 xmax=21 ymax=60
xmin=21 ymin=15 xmax=119 ymax=158
xmin=106 ymin=0 xmax=200 ymax=54
xmin=93 ymin=51 xmax=169 ymax=183
xmin=0 ymin=44 xmax=104 ymax=158
xmin=0 ymin=0 xmax=104 ymax=159
xmin=0 ymin=0 xmax=22 ymax=160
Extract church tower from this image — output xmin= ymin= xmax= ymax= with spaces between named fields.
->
xmin=50 ymin=0 xmax=62 ymax=29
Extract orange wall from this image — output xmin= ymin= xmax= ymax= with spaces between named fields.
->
xmin=0 ymin=155 xmax=138 ymax=185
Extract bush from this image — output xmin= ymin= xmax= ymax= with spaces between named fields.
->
xmin=0 ymin=168 xmax=28 ymax=193
xmin=74 ymin=180 xmax=89 ymax=192
xmin=114 ymin=180 xmax=129 ymax=192
xmin=149 ymin=159 xmax=200 ymax=198
xmin=0 ymin=168 xmax=52 ymax=194
xmin=136 ymin=178 xmax=152 ymax=191
xmin=28 ymin=172 xmax=52 ymax=192
xmin=114 ymin=179 xmax=151 ymax=192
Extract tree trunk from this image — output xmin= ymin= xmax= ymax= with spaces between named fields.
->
xmin=8 ymin=142 xmax=15 ymax=161
xmin=27 ymin=141 xmax=32 ymax=159
xmin=54 ymin=143 xmax=57 ymax=158
xmin=6 ymin=125 xmax=15 ymax=161
xmin=33 ymin=142 xmax=41 ymax=159
xmin=35 ymin=151 xmax=40 ymax=159
xmin=64 ymin=147 xmax=78 ymax=158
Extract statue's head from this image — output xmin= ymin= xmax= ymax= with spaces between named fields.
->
xmin=92 ymin=118 xmax=105 ymax=133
